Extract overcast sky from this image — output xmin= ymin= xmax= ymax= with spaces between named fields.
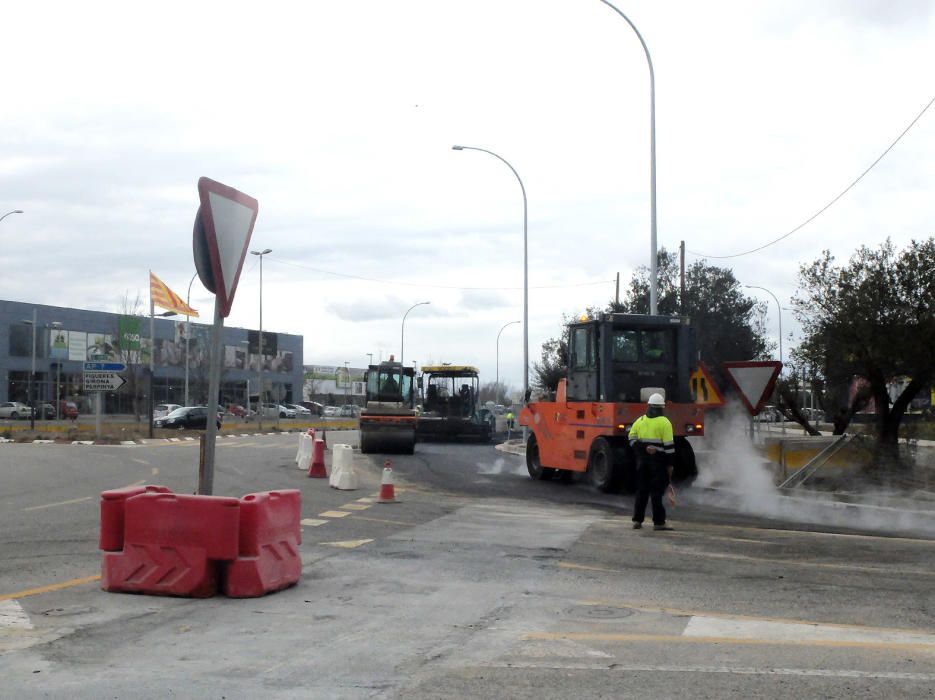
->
xmin=2 ymin=0 xmax=933 ymax=392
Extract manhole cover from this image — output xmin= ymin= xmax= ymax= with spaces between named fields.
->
xmin=563 ymin=605 xmax=634 ymax=621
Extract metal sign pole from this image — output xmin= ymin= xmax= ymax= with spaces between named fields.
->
xmin=95 ymin=391 xmax=102 ymax=439
xmin=199 ymin=302 xmax=224 ymax=495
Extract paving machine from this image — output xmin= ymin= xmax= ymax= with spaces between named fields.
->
xmin=519 ymin=313 xmax=704 ymax=491
xmin=416 ymin=365 xmax=494 ymax=442
xmin=359 ymin=359 xmax=417 ymax=454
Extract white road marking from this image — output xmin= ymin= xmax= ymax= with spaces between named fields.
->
xmin=683 ymin=616 xmax=935 ymax=648
xmin=301 ymin=518 xmax=327 ymax=527
xmin=474 ymin=661 xmax=935 ymax=681
xmin=0 ymin=600 xmax=33 ymax=630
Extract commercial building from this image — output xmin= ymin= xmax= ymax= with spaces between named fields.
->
xmin=0 ymin=299 xmax=303 ymax=414
xmin=303 ymin=365 xmax=366 ymax=407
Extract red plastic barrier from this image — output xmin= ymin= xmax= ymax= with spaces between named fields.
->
xmin=99 ymin=484 xmax=172 ymax=552
xmin=102 ymin=492 xmax=240 ymax=598
xmin=223 ymin=490 xmax=302 ymax=598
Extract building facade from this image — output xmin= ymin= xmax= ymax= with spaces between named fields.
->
xmin=0 ymin=299 xmax=303 ymax=414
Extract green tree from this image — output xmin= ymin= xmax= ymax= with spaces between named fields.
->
xmin=617 ymin=249 xmax=769 ymax=387
xmin=792 ymin=238 xmax=935 ymax=460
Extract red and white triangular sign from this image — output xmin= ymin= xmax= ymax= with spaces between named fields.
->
xmin=722 ymin=360 xmax=782 ymax=415
xmin=193 ymin=177 xmax=259 ymax=318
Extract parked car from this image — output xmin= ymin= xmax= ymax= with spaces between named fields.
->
xmin=154 ymin=406 xmax=221 ymax=430
xmin=339 ymin=404 xmax=359 ymax=418
xmin=259 ymin=403 xmax=295 ymax=419
xmin=754 ymin=406 xmax=781 ymax=423
xmin=227 ymin=404 xmax=249 ymax=418
xmin=299 ymin=401 xmax=324 ymax=416
xmin=40 ymin=403 xmax=56 ymax=419
xmin=323 ymin=406 xmax=339 ymax=417
xmin=0 ymin=402 xmax=33 ymax=419
xmin=154 ymin=403 xmax=182 ymax=419
xmin=59 ymin=400 xmax=79 ymax=419
xmin=285 ymin=403 xmax=311 ymax=417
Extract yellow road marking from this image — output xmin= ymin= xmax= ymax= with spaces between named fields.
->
xmin=22 ymin=496 xmax=92 ymax=512
xmin=0 ymin=575 xmax=101 ymax=601
xmin=520 ymin=631 xmax=935 ymax=652
xmin=319 ymin=510 xmax=351 ymax=518
xmin=320 ymin=539 xmax=373 ymax=549
xmin=339 ymin=503 xmax=371 ymax=511
xmin=301 ymin=518 xmax=327 ymax=527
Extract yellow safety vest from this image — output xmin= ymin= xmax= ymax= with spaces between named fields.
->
xmin=628 ymin=414 xmax=675 ymax=456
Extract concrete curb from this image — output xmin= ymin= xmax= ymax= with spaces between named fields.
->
xmin=0 ymin=431 xmax=307 ymax=447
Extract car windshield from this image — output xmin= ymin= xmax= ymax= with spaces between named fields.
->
xmin=165 ymin=407 xmax=190 ymax=418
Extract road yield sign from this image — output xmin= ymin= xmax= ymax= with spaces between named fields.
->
xmin=690 ymin=362 xmax=724 ymax=407
xmin=722 ymin=360 xmax=782 ymax=415
xmin=193 ymin=177 xmax=259 ymax=318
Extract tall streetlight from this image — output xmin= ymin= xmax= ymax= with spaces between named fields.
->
xmin=21 ymin=310 xmax=38 ymax=430
xmin=746 ymin=284 xmax=784 ymax=434
xmin=366 ymin=353 xmax=373 ymax=367
xmin=496 ymin=320 xmax=520 ymax=405
xmin=598 ymin=1 xmax=659 ymax=315
xmin=401 ymin=301 xmax=430 ymax=374
xmin=452 ymin=145 xmax=529 ymax=404
xmin=184 ymin=271 xmax=198 ymax=406
xmin=250 ymin=248 xmax=272 ymax=431
xmin=0 ymin=209 xmax=24 ymax=224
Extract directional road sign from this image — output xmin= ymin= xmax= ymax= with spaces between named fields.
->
xmin=193 ymin=177 xmax=259 ymax=318
xmin=84 ymin=372 xmax=127 ymax=393
xmin=84 ymin=362 xmax=127 ymax=373
xmin=722 ymin=360 xmax=782 ymax=415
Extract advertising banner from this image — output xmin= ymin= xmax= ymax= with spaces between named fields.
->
xmin=67 ymin=332 xmax=87 ymax=361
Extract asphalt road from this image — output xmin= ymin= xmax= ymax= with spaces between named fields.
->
xmin=2 ymin=434 xmax=935 ymax=699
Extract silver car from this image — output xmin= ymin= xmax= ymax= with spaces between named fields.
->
xmin=0 ymin=402 xmax=34 ymax=419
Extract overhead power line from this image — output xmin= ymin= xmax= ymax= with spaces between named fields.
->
xmin=266 ymin=257 xmax=613 ymax=291
xmin=688 ymin=94 xmax=935 ymax=260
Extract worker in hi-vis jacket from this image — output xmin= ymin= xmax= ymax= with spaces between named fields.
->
xmin=628 ymin=393 xmax=675 ymax=531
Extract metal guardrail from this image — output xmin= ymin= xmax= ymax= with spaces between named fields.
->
xmin=779 ymin=433 xmax=853 ymax=489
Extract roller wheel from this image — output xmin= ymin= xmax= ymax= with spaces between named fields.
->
xmin=673 ymin=437 xmax=698 ymax=484
xmin=588 ymin=438 xmax=618 ymax=493
xmin=526 ymin=433 xmax=556 ymax=481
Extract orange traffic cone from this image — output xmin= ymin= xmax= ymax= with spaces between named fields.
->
xmin=377 ymin=460 xmax=397 ymax=503
xmin=308 ymin=438 xmax=327 ymax=478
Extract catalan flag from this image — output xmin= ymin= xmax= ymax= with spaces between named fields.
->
xmin=149 ymin=271 xmax=199 ymax=317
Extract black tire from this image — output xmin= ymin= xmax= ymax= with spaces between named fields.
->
xmin=673 ymin=437 xmax=698 ymax=483
xmin=280 ymin=411 xmax=287 ymax=418
xmin=588 ymin=438 xmax=618 ymax=493
xmin=526 ymin=433 xmax=556 ymax=481
xmin=10 ymin=412 xmax=18 ymax=419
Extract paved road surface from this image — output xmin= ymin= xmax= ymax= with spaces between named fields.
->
xmin=1 ymin=435 xmax=934 ymax=698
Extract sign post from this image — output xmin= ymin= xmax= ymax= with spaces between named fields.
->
xmin=83 ymin=362 xmax=127 ymax=440
xmin=192 ymin=177 xmax=259 ymax=495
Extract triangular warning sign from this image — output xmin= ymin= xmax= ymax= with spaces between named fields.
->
xmin=689 ymin=361 xmax=724 ymax=407
xmin=193 ymin=177 xmax=259 ymax=318
xmin=722 ymin=361 xmax=782 ymax=415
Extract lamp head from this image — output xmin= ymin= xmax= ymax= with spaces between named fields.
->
xmin=452 ymin=145 xmax=464 ymax=151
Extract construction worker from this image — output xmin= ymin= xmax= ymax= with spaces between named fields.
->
xmin=628 ymin=393 xmax=675 ymax=531
xmin=505 ymin=410 xmax=514 ymax=431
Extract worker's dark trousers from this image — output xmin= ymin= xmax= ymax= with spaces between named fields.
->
xmin=633 ymin=461 xmax=668 ymax=526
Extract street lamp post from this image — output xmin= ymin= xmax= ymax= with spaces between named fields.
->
xmin=0 ymin=209 xmax=24 ymax=224
xmin=746 ymin=284 xmax=784 ymax=434
xmin=21 ymin=309 xmax=38 ymax=430
xmin=496 ymin=320 xmax=520 ymax=405
xmin=400 ymin=301 xmax=430 ymax=374
xmin=250 ymin=248 xmax=272 ymax=431
xmin=598 ymin=1 xmax=659 ymax=315
xmin=343 ymin=361 xmax=350 ymax=406
xmin=452 ymin=145 xmax=529 ymax=405
xmin=184 ymin=271 xmax=198 ymax=406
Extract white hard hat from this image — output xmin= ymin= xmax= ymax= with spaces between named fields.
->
xmin=648 ymin=393 xmax=665 ymax=406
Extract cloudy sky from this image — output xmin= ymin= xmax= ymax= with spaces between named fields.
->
xmin=2 ymin=0 xmax=933 ymax=393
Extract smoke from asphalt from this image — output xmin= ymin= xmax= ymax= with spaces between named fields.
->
xmin=690 ymin=402 xmax=935 ymax=537
xmin=477 ymin=456 xmax=528 ymax=477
